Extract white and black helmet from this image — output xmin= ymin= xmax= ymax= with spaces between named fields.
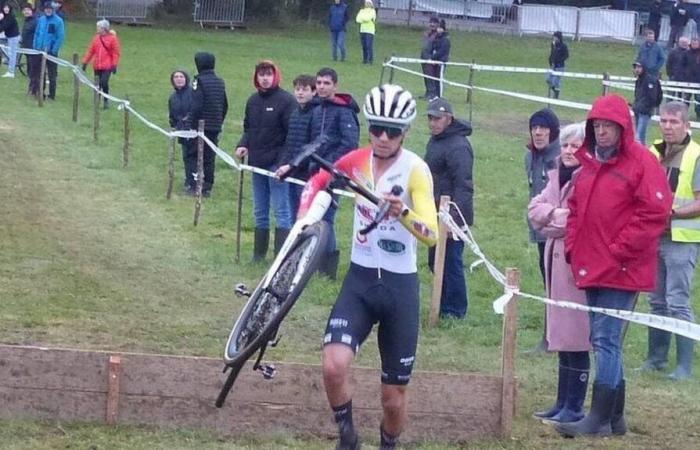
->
xmin=363 ymin=84 xmax=417 ymax=128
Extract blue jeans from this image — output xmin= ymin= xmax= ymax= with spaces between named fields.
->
xmin=428 ymin=238 xmax=469 ymax=318
xmin=252 ymin=171 xmax=292 ymax=229
xmin=5 ymin=36 xmax=19 ymax=75
xmin=635 ymin=113 xmax=651 ymax=145
xmin=360 ymin=32 xmax=374 ymax=63
xmin=323 ymin=196 xmax=338 ymax=252
xmin=546 ymin=66 xmax=564 ymax=91
xmin=331 ymin=30 xmax=346 ymax=61
xmin=649 ymin=236 xmax=698 ymax=322
xmin=288 ymin=182 xmax=305 ymax=221
xmin=585 ymin=287 xmax=636 ymax=388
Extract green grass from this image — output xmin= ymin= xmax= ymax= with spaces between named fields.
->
xmin=1 ymin=20 xmax=699 ymax=449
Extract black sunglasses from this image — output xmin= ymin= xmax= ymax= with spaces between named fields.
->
xmin=369 ymin=125 xmax=404 ymax=139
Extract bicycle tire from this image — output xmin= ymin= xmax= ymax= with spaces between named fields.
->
xmin=16 ymin=53 xmax=26 ymax=77
xmin=223 ymin=221 xmax=330 ymax=365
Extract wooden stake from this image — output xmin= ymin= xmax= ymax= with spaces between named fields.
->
xmin=602 ymin=72 xmax=610 ymax=96
xmin=38 ymin=53 xmax=46 ymax=107
xmin=500 ymin=268 xmax=520 ymax=439
xmin=106 ymin=355 xmax=121 ymax=425
xmin=72 ymin=53 xmax=80 ymax=122
xmin=122 ymin=96 xmax=130 ymax=168
xmin=166 ymin=137 xmax=175 ymax=200
xmin=93 ymin=75 xmax=100 ymax=143
xmin=429 ymin=195 xmax=451 ymax=327
xmin=194 ymin=120 xmax=205 ymax=226
xmin=467 ymin=59 xmax=476 ymax=123
xmin=235 ymin=156 xmax=246 ymax=263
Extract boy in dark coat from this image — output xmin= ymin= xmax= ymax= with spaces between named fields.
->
xmin=276 ymin=74 xmax=319 ymax=218
xmin=168 ymin=70 xmax=194 ymax=193
xmin=235 ymin=60 xmax=296 ymax=261
xmin=190 ymin=51 xmax=228 ymax=197
xmin=546 ymin=31 xmax=569 ymax=99
xmin=633 ymin=60 xmax=662 ymax=145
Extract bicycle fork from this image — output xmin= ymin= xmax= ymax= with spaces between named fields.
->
xmin=215 ymin=330 xmax=280 ymax=408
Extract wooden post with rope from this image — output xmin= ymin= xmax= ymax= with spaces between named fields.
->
xmin=93 ymin=75 xmax=101 ymax=143
xmin=429 ymin=195 xmax=451 ymax=327
xmin=166 ymin=137 xmax=175 ymax=200
xmin=467 ymin=59 xmax=476 ymax=123
xmin=72 ymin=53 xmax=80 ymax=122
xmin=122 ymin=96 xmax=130 ymax=168
xmin=388 ymin=53 xmax=396 ymax=84
xmin=602 ymin=72 xmax=610 ymax=96
xmin=235 ymin=155 xmax=246 ymax=263
xmin=193 ymin=120 xmax=205 ymax=226
xmin=500 ymin=268 xmax=520 ymax=438
xmin=38 ymin=53 xmax=46 ymax=107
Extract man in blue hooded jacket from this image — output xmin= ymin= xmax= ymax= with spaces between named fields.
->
xmin=33 ymin=1 xmax=64 ymax=100
xmin=328 ymin=0 xmax=349 ymax=62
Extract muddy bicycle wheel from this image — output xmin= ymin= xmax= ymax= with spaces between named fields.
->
xmin=223 ymin=221 xmax=329 ymax=365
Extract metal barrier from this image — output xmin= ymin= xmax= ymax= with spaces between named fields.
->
xmin=96 ymin=0 xmax=151 ymax=22
xmin=194 ymin=0 xmax=246 ymax=27
xmin=377 ymin=0 xmax=518 ymax=32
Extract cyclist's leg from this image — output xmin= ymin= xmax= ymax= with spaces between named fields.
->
xmin=376 ymin=270 xmax=420 ymax=439
xmin=323 ymin=264 xmax=377 ymax=446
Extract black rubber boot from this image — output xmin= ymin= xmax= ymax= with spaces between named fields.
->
xmin=253 ymin=228 xmax=269 ymax=263
xmin=555 ymin=383 xmax=615 ymax=437
xmin=533 ymin=364 xmax=568 ymax=420
xmin=546 ymin=367 xmax=589 ymax=424
xmin=274 ymin=228 xmax=290 ymax=255
xmin=668 ymin=335 xmax=695 ymax=380
xmin=611 ymin=380 xmax=627 ymax=436
xmin=638 ymin=328 xmax=671 ymax=371
xmin=320 ymin=250 xmax=340 ymax=280
xmin=335 ymin=421 xmax=360 ymax=450
xmin=553 ymin=88 xmax=560 ymax=99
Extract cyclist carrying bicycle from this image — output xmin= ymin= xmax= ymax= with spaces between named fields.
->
xmin=297 ymin=84 xmax=438 ymax=450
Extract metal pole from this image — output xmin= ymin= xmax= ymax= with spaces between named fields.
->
xmin=603 ymin=72 xmax=610 ymax=96
xmin=72 ymin=53 xmax=80 ymax=122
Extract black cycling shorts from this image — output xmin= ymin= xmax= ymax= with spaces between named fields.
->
xmin=323 ymin=263 xmax=420 ymax=385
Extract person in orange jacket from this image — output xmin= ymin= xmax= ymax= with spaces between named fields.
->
xmin=82 ymin=19 xmax=120 ymax=109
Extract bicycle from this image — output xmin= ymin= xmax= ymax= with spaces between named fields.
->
xmin=215 ymin=140 xmax=399 ymax=407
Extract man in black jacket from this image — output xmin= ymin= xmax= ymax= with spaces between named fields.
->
xmin=427 ymin=19 xmax=450 ymax=100
xmin=667 ymin=36 xmax=689 ymax=99
xmin=647 ymin=0 xmax=663 ymax=42
xmin=235 ymin=60 xmax=296 ymax=262
xmin=424 ymin=98 xmax=473 ymax=319
xmin=669 ymin=0 xmax=690 ymax=49
xmin=546 ymin=31 xmax=569 ymax=99
xmin=633 ymin=60 xmax=662 ymax=145
xmin=190 ymin=51 xmax=228 ymax=197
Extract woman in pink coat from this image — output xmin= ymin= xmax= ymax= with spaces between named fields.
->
xmin=528 ymin=122 xmax=591 ymax=424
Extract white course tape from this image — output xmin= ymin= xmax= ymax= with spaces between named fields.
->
xmin=438 ymin=209 xmax=700 ymax=342
xmin=384 ymin=62 xmax=700 ymax=129
xmin=387 ymin=56 xmax=637 ymax=82
xmin=1 ymin=46 xmax=359 ymax=197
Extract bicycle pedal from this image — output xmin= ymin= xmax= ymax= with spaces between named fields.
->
xmin=259 ymin=363 xmax=276 ymax=380
xmin=234 ymin=282 xmax=251 ymax=297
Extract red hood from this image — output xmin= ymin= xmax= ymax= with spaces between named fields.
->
xmin=582 ymin=94 xmax=635 ymax=156
xmin=253 ymin=60 xmax=282 ymax=91
xmin=322 ymin=93 xmax=360 ymax=112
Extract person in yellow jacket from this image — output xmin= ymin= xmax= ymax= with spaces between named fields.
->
xmin=642 ymin=101 xmax=700 ymax=380
xmin=355 ymin=0 xmax=375 ymax=64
